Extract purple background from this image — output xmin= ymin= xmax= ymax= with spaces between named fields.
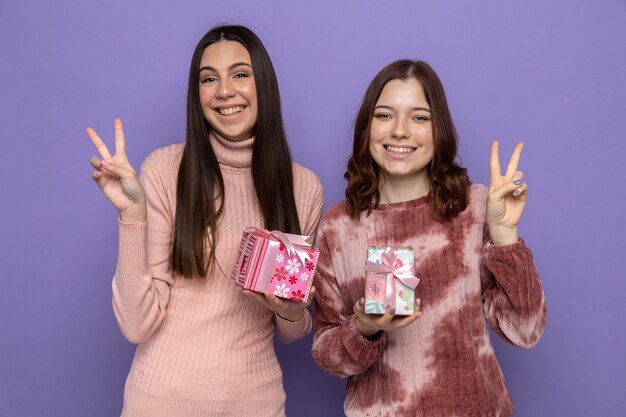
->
xmin=1 ymin=1 xmax=625 ymax=416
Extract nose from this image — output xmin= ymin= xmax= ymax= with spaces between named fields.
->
xmin=390 ymin=118 xmax=410 ymax=140
xmin=216 ymin=78 xmax=235 ymax=99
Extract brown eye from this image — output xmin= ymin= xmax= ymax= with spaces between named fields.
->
xmin=200 ymin=76 xmax=218 ymax=84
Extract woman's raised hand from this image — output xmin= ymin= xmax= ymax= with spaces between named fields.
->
xmin=486 ymin=140 xmax=528 ymax=246
xmin=87 ymin=118 xmax=147 ymax=223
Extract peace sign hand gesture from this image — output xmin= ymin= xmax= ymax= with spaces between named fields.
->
xmin=87 ymin=118 xmax=147 ymax=223
xmin=486 ymin=140 xmax=528 ymax=246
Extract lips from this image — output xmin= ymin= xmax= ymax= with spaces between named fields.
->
xmin=384 ymin=144 xmax=416 ymax=154
xmin=215 ymin=105 xmax=246 ymax=116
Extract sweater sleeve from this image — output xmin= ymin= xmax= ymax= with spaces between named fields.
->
xmin=112 ymin=150 xmax=176 ymax=344
xmin=311 ymin=222 xmax=388 ymax=378
xmin=274 ymin=312 xmax=313 ymax=343
xmin=481 ymin=234 xmax=547 ymax=348
xmin=273 ymin=165 xmax=324 ymax=343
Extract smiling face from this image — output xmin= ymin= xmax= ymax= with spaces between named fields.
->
xmin=369 ymin=78 xmax=434 ymax=185
xmin=198 ymin=40 xmax=258 ymax=142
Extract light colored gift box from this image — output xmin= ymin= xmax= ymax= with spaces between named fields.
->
xmin=364 ymin=246 xmax=419 ymax=316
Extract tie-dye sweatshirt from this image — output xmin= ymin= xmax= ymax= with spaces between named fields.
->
xmin=312 ymin=184 xmax=546 ymax=417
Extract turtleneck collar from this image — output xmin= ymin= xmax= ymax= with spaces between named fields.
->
xmin=209 ymin=131 xmax=254 ymax=169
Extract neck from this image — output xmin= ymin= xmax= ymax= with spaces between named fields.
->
xmin=378 ymin=171 xmax=430 ymax=204
xmin=209 ymin=131 xmax=254 ymax=169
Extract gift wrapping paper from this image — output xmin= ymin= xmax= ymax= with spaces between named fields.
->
xmin=232 ymin=228 xmax=318 ymax=303
xmin=364 ymin=246 xmax=419 ymax=316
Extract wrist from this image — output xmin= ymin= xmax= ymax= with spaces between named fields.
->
xmin=355 ymin=317 xmax=380 ymax=338
xmin=488 ymin=225 xmax=519 ymax=246
xmin=277 ymin=310 xmax=304 ymax=322
xmin=119 ymin=207 xmax=147 ymax=223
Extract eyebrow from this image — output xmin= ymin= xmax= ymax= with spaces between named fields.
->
xmin=374 ymin=105 xmax=431 ymax=112
xmin=198 ymin=62 xmax=253 ymax=73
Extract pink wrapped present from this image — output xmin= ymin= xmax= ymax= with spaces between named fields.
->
xmin=232 ymin=227 xmax=318 ymax=303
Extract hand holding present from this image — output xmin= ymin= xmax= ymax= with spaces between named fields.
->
xmin=354 ymin=297 xmax=421 ymax=338
xmin=239 ymin=286 xmax=316 ymax=322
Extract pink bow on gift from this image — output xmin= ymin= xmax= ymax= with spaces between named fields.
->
xmin=243 ymin=227 xmax=313 ymax=265
xmin=365 ymin=247 xmax=419 ymax=310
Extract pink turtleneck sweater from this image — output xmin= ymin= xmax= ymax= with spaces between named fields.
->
xmin=113 ymin=134 xmax=323 ymax=416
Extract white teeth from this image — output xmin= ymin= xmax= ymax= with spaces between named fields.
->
xmin=386 ymin=145 xmax=415 ymax=154
xmin=218 ymin=106 xmax=244 ymax=115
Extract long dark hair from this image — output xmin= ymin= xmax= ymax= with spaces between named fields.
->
xmin=345 ymin=60 xmax=470 ymax=221
xmin=171 ymin=25 xmax=301 ymax=279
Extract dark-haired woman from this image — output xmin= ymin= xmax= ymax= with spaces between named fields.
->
xmin=87 ymin=25 xmax=323 ymax=416
xmin=311 ymin=60 xmax=546 ymax=416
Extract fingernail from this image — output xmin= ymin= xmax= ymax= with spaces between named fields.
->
xmin=358 ymin=298 xmax=364 ymax=306
xmin=390 ymin=308 xmax=396 ymax=315
xmin=513 ymin=190 xmax=520 ymax=197
xmin=514 ymin=179 xmax=523 ymax=185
